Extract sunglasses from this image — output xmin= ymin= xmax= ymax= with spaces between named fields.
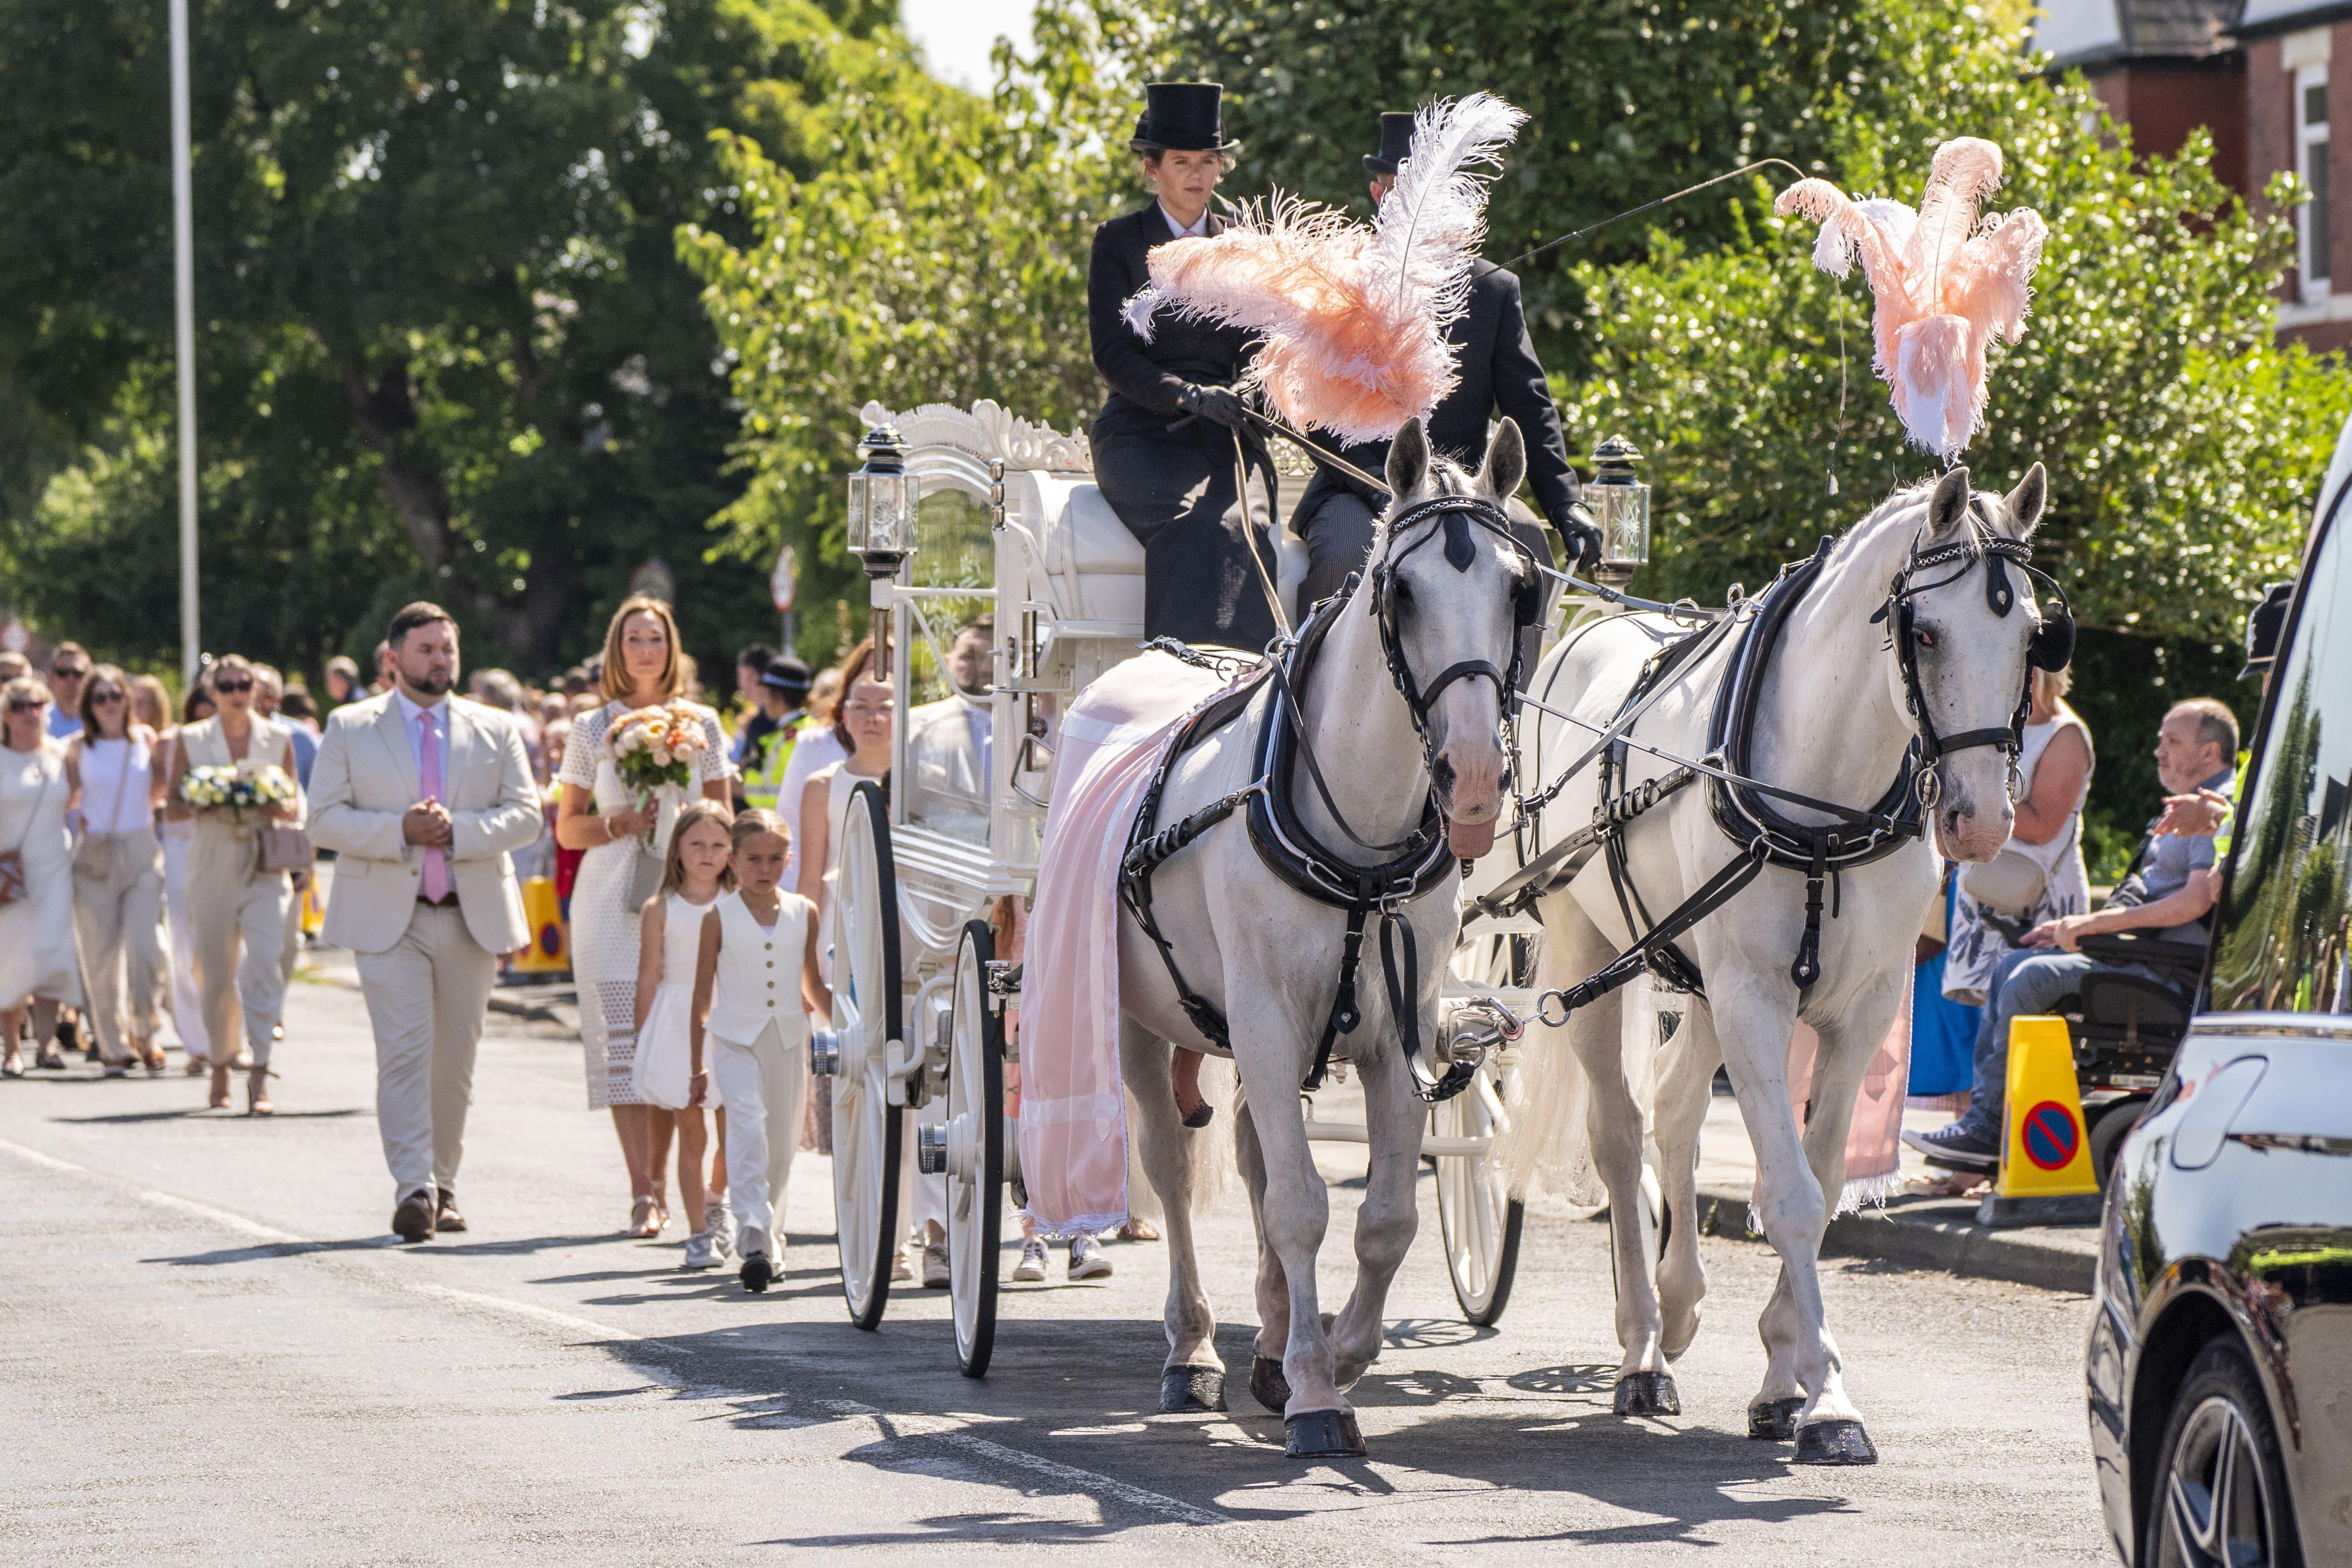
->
xmin=51 ymin=666 xmax=87 ymax=680
xmin=89 ymin=689 xmax=125 ymax=705
xmin=8 ymin=699 xmax=45 ymax=713
xmin=212 ymin=678 xmax=253 ymax=694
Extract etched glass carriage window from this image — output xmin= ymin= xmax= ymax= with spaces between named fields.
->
xmin=901 ymin=483 xmax=995 ymax=844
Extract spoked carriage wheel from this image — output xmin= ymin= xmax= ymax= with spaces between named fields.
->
xmin=830 ymin=780 xmax=904 ymax=1331
xmin=1430 ymin=1065 xmax=1525 ymax=1326
xmin=941 ymin=921 xmax=1005 ymax=1377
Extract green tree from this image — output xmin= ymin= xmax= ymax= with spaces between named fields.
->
xmin=0 ymin=0 xmax=875 ymax=675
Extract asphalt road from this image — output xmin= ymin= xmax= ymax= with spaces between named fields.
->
xmin=0 ymin=962 xmax=2112 ymax=1565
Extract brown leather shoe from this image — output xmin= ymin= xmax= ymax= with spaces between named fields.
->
xmin=391 ymin=1189 xmax=437 ymax=1244
xmin=434 ymin=1188 xmax=467 ymax=1234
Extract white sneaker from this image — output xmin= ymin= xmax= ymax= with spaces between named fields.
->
xmin=890 ymin=1248 xmax=914 ymax=1282
xmin=922 ymin=1241 xmax=951 ymax=1289
xmin=1067 ymin=1232 xmax=1113 ymax=1281
xmin=683 ymin=1229 xmax=720 ymax=1269
xmin=704 ymin=1200 xmax=734 ymax=1257
xmin=1012 ymin=1238 xmax=1047 ymax=1282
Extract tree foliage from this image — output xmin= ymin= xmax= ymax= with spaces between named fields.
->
xmin=0 ymin=0 xmax=875 ymax=674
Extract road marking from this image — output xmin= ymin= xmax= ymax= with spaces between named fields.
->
xmin=0 ymin=1136 xmax=87 ymax=1173
xmin=139 ymin=1189 xmax=308 ymax=1243
xmin=818 ymin=1398 xmax=1228 ymax=1526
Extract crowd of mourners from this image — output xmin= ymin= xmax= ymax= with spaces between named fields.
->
xmin=0 ymin=598 xmax=1141 ymax=1293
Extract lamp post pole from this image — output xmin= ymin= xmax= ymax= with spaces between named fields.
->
xmin=170 ymin=0 xmax=198 ymax=687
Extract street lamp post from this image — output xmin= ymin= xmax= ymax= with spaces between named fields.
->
xmin=170 ymin=0 xmax=198 ymax=686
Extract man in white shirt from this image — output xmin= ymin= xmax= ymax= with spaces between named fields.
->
xmin=308 ymin=603 xmax=542 ymax=1242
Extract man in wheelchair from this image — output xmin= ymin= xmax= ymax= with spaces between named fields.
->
xmin=1905 ymin=698 xmax=2241 ymax=1170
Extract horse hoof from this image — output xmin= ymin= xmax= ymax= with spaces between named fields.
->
xmin=1613 ymin=1371 xmax=1682 ymax=1417
xmin=1250 ymin=1356 xmax=1291 ymax=1413
xmin=1181 ymin=1102 xmax=1215 ymax=1129
xmin=1793 ymin=1418 xmax=1879 ymax=1466
xmin=1284 ymin=1409 xmax=1365 ymax=1459
xmin=1746 ymin=1397 xmax=1804 ymax=1441
xmin=1160 ymin=1366 xmax=1227 ymax=1415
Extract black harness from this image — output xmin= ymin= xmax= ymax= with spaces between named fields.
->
xmin=1506 ymin=515 xmax=2073 ymax=1026
xmin=1118 ymin=492 xmax=1537 ymax=1104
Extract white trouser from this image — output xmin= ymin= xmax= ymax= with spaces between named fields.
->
xmin=714 ymin=1018 xmax=806 ymax=1256
xmin=900 ymin=1123 xmax=948 ymax=1239
xmin=70 ymin=828 xmax=164 ymax=1062
xmin=187 ymin=821 xmax=292 ymax=1064
xmin=356 ymin=902 xmax=497 ymax=1200
xmin=160 ymin=826 xmax=208 ymax=1061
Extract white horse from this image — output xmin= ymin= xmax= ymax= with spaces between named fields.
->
xmin=1117 ymin=417 xmax=1534 ymax=1459
xmin=1503 ymin=463 xmax=2049 ymax=1464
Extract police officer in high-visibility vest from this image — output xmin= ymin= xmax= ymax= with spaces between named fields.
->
xmin=742 ymin=656 xmax=812 ymax=813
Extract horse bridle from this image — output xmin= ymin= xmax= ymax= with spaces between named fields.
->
xmin=1368 ymin=492 xmax=1544 ymax=771
xmin=1873 ymin=504 xmax=2075 ymax=801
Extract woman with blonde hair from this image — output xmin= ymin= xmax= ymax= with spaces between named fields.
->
xmin=165 ymin=654 xmax=304 ymax=1113
xmin=0 ymin=678 xmax=79 ymax=1078
xmin=66 ymin=664 xmax=168 ymax=1075
xmin=555 ymin=595 xmax=733 ymax=1235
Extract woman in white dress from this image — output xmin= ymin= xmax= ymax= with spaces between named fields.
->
xmin=65 ymin=665 xmax=169 ymax=1076
xmin=155 ymin=681 xmax=215 ymax=1074
xmin=165 ymin=655 xmax=304 ymax=1114
xmin=0 ymin=678 xmax=80 ymax=1079
xmin=555 ymin=595 xmax=733 ymax=1237
xmin=1943 ymin=664 xmax=2096 ymax=1005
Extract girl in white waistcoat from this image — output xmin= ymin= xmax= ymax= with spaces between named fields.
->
xmin=690 ymin=808 xmax=827 ymax=1295
xmin=164 ymin=654 xmax=304 ymax=1114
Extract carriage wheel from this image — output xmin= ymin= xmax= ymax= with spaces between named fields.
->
xmin=941 ymin=922 xmax=1005 ymax=1377
xmin=831 ymin=780 xmax=904 ymax=1331
xmin=1430 ymin=1065 xmax=1524 ymax=1326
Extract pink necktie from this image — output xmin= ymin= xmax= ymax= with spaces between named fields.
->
xmin=419 ymin=714 xmax=450 ymax=903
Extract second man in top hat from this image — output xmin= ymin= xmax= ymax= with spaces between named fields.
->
xmin=1292 ymin=111 xmax=1601 ymax=626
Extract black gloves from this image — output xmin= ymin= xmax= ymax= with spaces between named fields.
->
xmin=1177 ymin=381 xmax=1246 ymax=431
xmin=1559 ymin=503 xmax=1603 ymax=576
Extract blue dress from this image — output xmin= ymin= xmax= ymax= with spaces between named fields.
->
xmin=1910 ymin=876 xmax=1983 ymax=1096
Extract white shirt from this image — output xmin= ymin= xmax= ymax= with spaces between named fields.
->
xmin=1158 ymin=202 xmax=1209 ymax=238
xmin=394 ymin=690 xmax=451 ymax=797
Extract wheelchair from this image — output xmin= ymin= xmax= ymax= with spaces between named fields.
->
xmin=2064 ymin=930 xmax=2210 ymax=1189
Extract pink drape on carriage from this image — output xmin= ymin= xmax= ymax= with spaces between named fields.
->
xmin=1017 ymin=649 xmax=1244 ymax=1237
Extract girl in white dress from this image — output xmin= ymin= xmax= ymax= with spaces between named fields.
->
xmin=632 ymin=800 xmax=736 ymax=1270
xmin=554 ymin=595 xmax=733 ymax=1237
xmin=690 ymin=809 xmax=827 ymax=1295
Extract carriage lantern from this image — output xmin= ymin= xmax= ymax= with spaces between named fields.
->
xmin=1587 ymin=434 xmax=1651 ymax=586
xmin=847 ymin=423 xmax=919 ymax=580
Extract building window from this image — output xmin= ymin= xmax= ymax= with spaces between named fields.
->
xmin=2300 ymin=66 xmax=2331 ymax=297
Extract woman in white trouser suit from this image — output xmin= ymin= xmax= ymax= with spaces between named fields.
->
xmin=690 ymin=809 xmax=825 ymax=1295
xmin=165 ymin=656 xmax=303 ymax=1115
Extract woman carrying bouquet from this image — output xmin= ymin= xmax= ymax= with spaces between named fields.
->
xmin=555 ymin=596 xmax=732 ymax=1236
xmin=164 ymin=654 xmax=305 ymax=1113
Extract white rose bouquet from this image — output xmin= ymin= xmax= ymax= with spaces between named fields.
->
xmin=179 ymin=762 xmax=297 ymax=822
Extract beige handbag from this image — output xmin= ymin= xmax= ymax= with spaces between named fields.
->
xmin=1959 ymin=848 xmax=2051 ymax=921
xmin=256 ymin=823 xmax=316 ymax=875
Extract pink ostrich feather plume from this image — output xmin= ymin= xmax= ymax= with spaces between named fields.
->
xmin=1774 ymin=137 xmax=2048 ymax=459
xmin=1122 ymin=93 xmax=1527 ymax=445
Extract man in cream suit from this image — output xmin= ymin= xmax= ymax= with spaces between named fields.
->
xmin=308 ymin=603 xmax=542 ymax=1242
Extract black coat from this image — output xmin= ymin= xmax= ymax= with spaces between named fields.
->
xmin=1296 ymin=258 xmax=1581 ymax=530
xmin=1087 ymin=203 xmax=1257 ymax=430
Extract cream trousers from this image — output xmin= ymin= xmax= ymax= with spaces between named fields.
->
xmin=71 ymin=827 xmax=163 ymax=1063
xmin=713 ymin=1019 xmax=807 ymax=1254
xmin=356 ymin=901 xmax=496 ymax=1199
xmin=186 ymin=818 xmax=292 ymax=1064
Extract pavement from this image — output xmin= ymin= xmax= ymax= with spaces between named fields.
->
xmin=0 ymin=949 xmax=2114 ymax=1563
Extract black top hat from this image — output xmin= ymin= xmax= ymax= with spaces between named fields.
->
xmin=1131 ymin=82 xmax=1239 ymax=155
xmin=1365 ymin=111 xmax=1416 ymax=176
xmin=2241 ymin=580 xmax=2297 ymax=680
xmin=761 ymin=654 xmax=813 ymax=695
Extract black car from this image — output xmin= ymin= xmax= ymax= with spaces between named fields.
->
xmin=2087 ymin=501 xmax=2352 ymax=1567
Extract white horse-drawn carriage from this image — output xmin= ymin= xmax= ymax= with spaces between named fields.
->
xmin=810 ymin=397 xmax=1540 ymax=1377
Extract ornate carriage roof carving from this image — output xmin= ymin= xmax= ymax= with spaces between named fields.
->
xmin=856 ymin=398 xmax=1093 ymax=473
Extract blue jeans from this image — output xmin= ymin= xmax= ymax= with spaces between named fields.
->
xmin=1953 ymin=949 xmax=2099 ymax=1138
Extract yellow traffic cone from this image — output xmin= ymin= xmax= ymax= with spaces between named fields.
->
xmin=1977 ymin=1014 xmax=2102 ymax=1226
xmin=512 ymin=876 xmax=570 ymax=975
